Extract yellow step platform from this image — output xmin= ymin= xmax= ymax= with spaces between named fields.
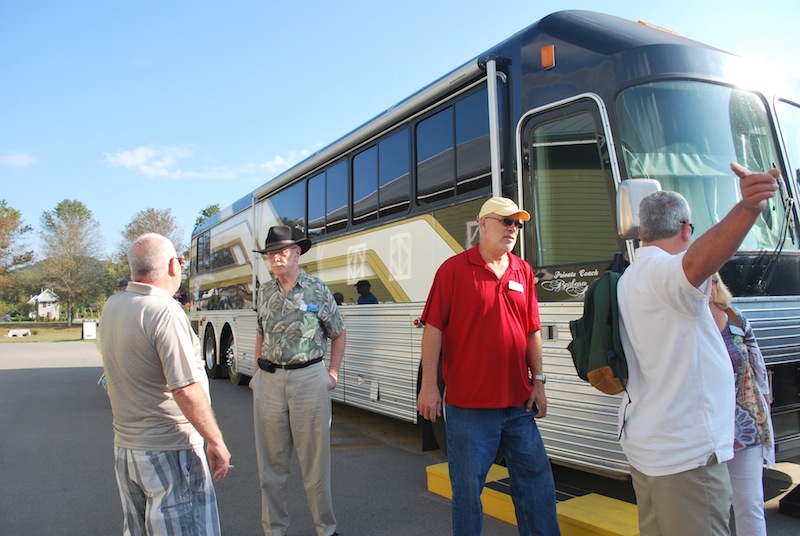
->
xmin=426 ymin=462 xmax=639 ymax=536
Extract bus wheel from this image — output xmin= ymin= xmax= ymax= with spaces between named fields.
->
xmin=224 ymin=336 xmax=247 ymax=386
xmin=204 ymin=331 xmax=222 ymax=379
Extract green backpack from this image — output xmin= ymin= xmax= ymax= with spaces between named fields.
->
xmin=568 ymin=260 xmax=628 ymax=395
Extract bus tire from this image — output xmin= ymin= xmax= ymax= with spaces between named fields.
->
xmin=204 ymin=330 xmax=222 ymax=379
xmin=223 ymin=330 xmax=247 ymax=386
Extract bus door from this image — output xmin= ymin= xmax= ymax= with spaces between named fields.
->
xmin=516 ymin=95 xmax=630 ymax=475
xmin=518 ymin=95 xmax=625 ymax=300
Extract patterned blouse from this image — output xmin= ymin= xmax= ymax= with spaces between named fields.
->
xmin=720 ymin=307 xmax=774 ymax=465
xmin=256 ymin=270 xmax=345 ymax=365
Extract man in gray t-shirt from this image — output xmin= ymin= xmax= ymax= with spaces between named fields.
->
xmin=100 ymin=233 xmax=231 ymax=535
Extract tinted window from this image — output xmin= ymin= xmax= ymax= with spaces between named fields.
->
xmin=417 ymin=107 xmax=455 ymax=204
xmin=456 ymin=88 xmax=491 ymax=194
xmin=531 ymin=111 xmax=617 ymax=265
xmin=307 ymin=172 xmax=325 ymax=238
xmin=379 ymin=130 xmax=410 ymax=216
xmin=270 ymin=180 xmax=306 ymax=236
xmin=195 ymin=231 xmax=211 ymax=273
xmin=352 ymin=129 xmax=411 ymax=227
xmin=327 ymin=160 xmax=348 ymax=233
xmin=416 ymin=87 xmax=493 ymax=205
xmin=353 ymin=146 xmax=378 ymax=225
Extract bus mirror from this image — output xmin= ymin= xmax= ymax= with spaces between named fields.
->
xmin=617 ymin=179 xmax=662 ymax=240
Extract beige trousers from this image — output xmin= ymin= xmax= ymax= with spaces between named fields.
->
xmin=252 ymin=362 xmax=336 ymax=536
xmin=630 ymin=454 xmax=732 ymax=536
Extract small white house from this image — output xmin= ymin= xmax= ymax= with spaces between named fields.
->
xmin=27 ymin=288 xmax=60 ymax=320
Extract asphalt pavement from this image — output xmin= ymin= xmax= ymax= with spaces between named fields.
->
xmin=0 ymin=342 xmax=515 ymax=535
xmin=1 ymin=341 xmax=799 ymax=535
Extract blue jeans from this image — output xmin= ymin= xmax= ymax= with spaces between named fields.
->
xmin=445 ymin=403 xmax=560 ymax=536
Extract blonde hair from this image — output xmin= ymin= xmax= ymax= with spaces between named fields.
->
xmin=711 ymin=272 xmax=733 ymax=309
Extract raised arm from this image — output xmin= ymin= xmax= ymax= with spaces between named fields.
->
xmin=682 ymin=163 xmax=780 ymax=287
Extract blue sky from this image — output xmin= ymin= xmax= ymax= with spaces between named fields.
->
xmin=2 ymin=0 xmax=798 ymax=258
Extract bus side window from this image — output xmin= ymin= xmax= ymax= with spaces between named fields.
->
xmin=196 ymin=231 xmax=211 ymax=273
xmin=416 ymin=86 xmax=493 ymax=207
xmin=417 ymin=107 xmax=455 ymax=205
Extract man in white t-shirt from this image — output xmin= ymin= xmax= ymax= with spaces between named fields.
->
xmin=617 ymin=163 xmax=779 ymax=536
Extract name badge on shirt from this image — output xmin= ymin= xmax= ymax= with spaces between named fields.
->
xmin=508 ymin=280 xmax=524 ymax=293
xmin=730 ymin=325 xmax=745 ymax=336
xmin=300 ymin=301 xmax=320 ymax=314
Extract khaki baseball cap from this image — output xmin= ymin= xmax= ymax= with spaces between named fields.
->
xmin=477 ymin=197 xmax=530 ymax=221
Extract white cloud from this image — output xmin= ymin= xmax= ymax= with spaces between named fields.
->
xmin=103 ymin=145 xmax=314 ymax=182
xmin=104 ymin=145 xmax=197 ymax=179
xmin=255 ymin=150 xmax=314 ymax=176
xmin=0 ymin=153 xmax=36 ymax=167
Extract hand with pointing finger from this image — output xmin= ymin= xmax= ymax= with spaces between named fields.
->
xmin=730 ymin=162 xmax=781 ymax=214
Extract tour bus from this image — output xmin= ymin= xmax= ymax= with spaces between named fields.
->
xmin=189 ymin=10 xmax=800 ymax=476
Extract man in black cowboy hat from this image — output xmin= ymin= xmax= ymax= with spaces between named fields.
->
xmin=251 ymin=224 xmax=345 ymax=536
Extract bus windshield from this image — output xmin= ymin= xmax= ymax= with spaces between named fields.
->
xmin=776 ymin=98 xmax=800 ymax=191
xmin=616 ymin=81 xmax=793 ymax=251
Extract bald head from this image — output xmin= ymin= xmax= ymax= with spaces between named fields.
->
xmin=128 ymin=233 xmax=178 ymax=284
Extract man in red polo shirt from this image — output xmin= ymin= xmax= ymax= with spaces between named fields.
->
xmin=417 ymin=197 xmax=559 ymax=535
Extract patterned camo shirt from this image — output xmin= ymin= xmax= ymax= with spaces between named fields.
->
xmin=256 ymin=270 xmax=345 ymax=365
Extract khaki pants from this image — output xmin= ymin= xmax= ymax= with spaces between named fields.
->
xmin=252 ymin=363 xmax=336 ymax=536
xmin=630 ymin=454 xmax=732 ymax=536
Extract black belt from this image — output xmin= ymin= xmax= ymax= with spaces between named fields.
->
xmin=257 ymin=357 xmax=324 ymax=373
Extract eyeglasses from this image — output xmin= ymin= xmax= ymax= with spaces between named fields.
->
xmin=171 ymin=256 xmax=186 ymax=268
xmin=263 ymin=246 xmax=295 ymax=258
xmin=680 ymin=221 xmax=695 ymax=235
xmin=484 ymin=216 xmax=524 ymax=229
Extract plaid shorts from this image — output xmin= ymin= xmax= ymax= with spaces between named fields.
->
xmin=114 ymin=447 xmax=220 ymax=536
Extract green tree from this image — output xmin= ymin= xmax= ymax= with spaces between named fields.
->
xmin=103 ymin=254 xmax=130 ymax=291
xmin=0 ymin=200 xmax=33 ymax=289
xmin=119 ymin=208 xmax=185 ymax=259
xmin=39 ymin=199 xmax=104 ymax=325
xmin=0 ymin=261 xmax=43 ymax=317
xmin=194 ymin=203 xmax=220 ymax=229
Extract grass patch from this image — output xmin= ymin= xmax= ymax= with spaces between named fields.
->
xmin=0 ymin=322 xmax=88 ymax=343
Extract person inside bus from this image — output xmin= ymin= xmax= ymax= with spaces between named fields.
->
xmin=417 ymin=197 xmax=560 ymax=536
xmin=333 ymin=292 xmax=344 ymax=306
xmin=250 ymin=224 xmax=345 ymax=536
xmin=709 ymin=272 xmax=774 ymax=536
xmin=354 ymin=279 xmax=378 ymax=304
xmin=616 ymin=163 xmax=779 ymax=536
